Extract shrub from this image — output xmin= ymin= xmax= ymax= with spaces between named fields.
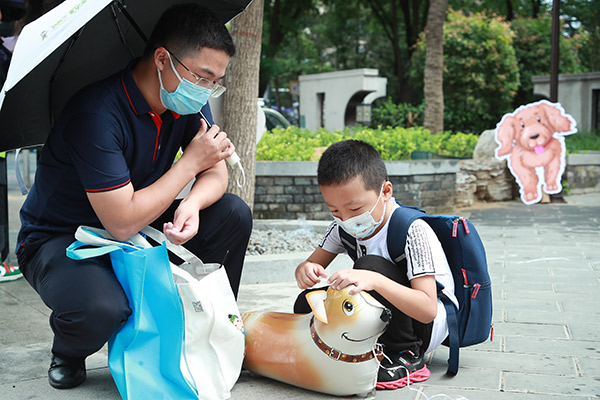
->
xmin=565 ymin=130 xmax=600 ymax=153
xmin=370 ymin=98 xmax=424 ymax=129
xmin=256 ymin=126 xmax=479 ymax=161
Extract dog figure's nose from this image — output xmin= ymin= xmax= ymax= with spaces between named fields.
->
xmin=380 ymin=308 xmax=392 ymax=322
xmin=530 ymin=133 xmax=540 ymax=140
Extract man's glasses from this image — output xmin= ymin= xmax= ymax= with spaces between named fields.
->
xmin=164 ymin=47 xmax=226 ymax=98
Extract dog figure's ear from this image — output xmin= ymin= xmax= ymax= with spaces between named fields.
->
xmin=306 ymin=290 xmax=328 ymax=324
xmin=537 ymin=102 xmax=572 ymax=134
xmin=495 ymin=115 xmax=518 ymax=157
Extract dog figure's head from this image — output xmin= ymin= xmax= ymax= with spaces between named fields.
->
xmin=495 ymin=100 xmax=576 ymax=158
xmin=306 ymin=285 xmax=390 ymax=355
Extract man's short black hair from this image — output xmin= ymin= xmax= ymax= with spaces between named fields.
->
xmin=317 ymin=140 xmax=388 ymax=192
xmin=143 ymin=4 xmax=235 ymax=59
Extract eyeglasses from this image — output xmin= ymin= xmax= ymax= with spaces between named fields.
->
xmin=163 ymin=47 xmax=226 ymax=98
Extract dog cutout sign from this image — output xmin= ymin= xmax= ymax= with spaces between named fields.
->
xmin=494 ymin=100 xmax=577 ymax=205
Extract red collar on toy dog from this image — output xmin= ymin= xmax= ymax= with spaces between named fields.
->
xmin=309 ymin=317 xmax=379 ymax=363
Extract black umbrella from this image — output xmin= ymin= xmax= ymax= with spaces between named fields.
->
xmin=0 ymin=0 xmax=252 ymax=152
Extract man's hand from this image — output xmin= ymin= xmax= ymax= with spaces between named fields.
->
xmin=180 ymin=119 xmax=235 ymax=174
xmin=163 ymin=198 xmax=200 ymax=245
xmin=295 ymin=261 xmax=328 ymax=289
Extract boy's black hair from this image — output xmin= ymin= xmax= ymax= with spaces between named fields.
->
xmin=317 ymin=140 xmax=388 ymax=192
xmin=143 ymin=4 xmax=235 ymax=59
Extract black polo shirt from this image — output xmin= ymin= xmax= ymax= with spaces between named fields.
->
xmin=17 ymin=61 xmax=213 ymax=249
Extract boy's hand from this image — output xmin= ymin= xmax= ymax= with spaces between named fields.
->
xmin=295 ymin=261 xmax=328 ymax=289
xmin=328 ymin=269 xmax=380 ymax=295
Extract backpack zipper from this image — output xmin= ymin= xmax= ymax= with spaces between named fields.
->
xmin=452 ymin=217 xmax=470 ymax=237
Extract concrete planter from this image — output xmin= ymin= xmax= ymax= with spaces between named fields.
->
xmin=254 ymin=160 xmax=460 ymax=220
xmin=565 ymin=152 xmax=600 ymax=194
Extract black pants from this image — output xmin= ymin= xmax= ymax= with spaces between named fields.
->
xmin=294 ymin=255 xmax=433 ymax=356
xmin=0 ymin=156 xmax=8 ymax=262
xmin=18 ymin=193 xmax=252 ymax=360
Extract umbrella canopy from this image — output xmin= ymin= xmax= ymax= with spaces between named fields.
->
xmin=0 ymin=0 xmax=252 ymax=152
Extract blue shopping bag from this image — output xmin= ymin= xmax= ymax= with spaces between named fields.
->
xmin=67 ymin=228 xmax=198 ymax=400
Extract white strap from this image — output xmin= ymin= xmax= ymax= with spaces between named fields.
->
xmin=140 ymin=227 xmax=219 ymax=279
xmin=140 ymin=227 xmax=204 ymax=267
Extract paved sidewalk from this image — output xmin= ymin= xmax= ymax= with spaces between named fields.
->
xmin=1 ymin=189 xmax=599 ymax=399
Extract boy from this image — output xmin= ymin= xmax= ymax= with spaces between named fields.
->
xmin=294 ymin=140 xmax=458 ymax=390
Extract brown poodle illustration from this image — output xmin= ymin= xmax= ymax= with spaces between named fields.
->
xmin=495 ymin=100 xmax=577 ymax=205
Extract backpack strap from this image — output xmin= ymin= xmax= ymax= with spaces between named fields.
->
xmin=440 ymin=293 xmax=460 ymax=375
xmin=386 ymin=203 xmax=427 ymax=264
xmin=338 ymin=225 xmax=358 ymax=262
xmin=387 ymin=203 xmax=461 ymax=375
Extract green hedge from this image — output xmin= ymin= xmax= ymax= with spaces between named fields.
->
xmin=566 ymin=131 xmax=600 ymax=153
xmin=256 ymin=126 xmax=479 ymax=161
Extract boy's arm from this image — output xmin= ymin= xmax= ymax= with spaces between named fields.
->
xmin=295 ymin=247 xmax=336 ymax=289
xmin=328 ymin=269 xmax=438 ymax=323
xmin=374 ymin=274 xmax=438 ymax=323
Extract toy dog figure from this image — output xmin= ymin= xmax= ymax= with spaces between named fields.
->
xmin=242 ymin=286 xmax=391 ymax=396
xmin=495 ymin=100 xmax=577 ymax=205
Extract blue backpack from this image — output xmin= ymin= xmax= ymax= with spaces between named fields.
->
xmin=338 ymin=203 xmax=493 ymax=375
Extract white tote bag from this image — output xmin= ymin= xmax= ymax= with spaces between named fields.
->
xmin=71 ymin=226 xmax=245 ymax=400
xmin=140 ymin=227 xmax=245 ymax=400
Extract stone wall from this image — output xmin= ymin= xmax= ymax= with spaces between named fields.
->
xmin=253 ymin=153 xmax=600 ymax=220
xmin=565 ymin=153 xmax=600 ymax=194
xmin=253 ymin=161 xmax=460 ymax=220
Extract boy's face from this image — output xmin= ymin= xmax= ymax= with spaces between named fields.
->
xmin=320 ymin=176 xmax=392 ymax=222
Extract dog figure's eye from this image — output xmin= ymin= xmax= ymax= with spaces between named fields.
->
xmin=342 ymin=301 xmax=354 ymax=316
xmin=537 ymin=116 xmax=541 ymax=122
xmin=520 ymin=122 xmax=525 ymax=127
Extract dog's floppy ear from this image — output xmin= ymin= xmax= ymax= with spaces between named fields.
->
xmin=538 ymin=102 xmax=572 ymax=134
xmin=306 ymin=290 xmax=328 ymax=324
xmin=495 ymin=115 xmax=518 ymax=157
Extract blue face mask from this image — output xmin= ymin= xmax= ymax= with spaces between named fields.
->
xmin=157 ymin=53 xmax=211 ymax=115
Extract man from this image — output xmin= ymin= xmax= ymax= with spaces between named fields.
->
xmin=0 ymin=0 xmax=26 ymax=283
xmin=16 ymin=4 xmax=252 ymax=389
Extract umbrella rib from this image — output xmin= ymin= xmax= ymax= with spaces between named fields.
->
xmin=112 ymin=1 xmax=149 ymax=45
xmin=110 ymin=3 xmax=136 ymax=58
xmin=49 ymin=28 xmax=85 ymax=126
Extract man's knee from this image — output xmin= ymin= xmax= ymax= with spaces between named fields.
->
xmin=219 ymin=193 xmax=252 ymax=235
xmin=51 ymin=296 xmax=131 ymax=352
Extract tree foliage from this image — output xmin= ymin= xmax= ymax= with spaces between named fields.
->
xmin=510 ymin=14 xmax=582 ymax=106
xmin=260 ymin=0 xmax=598 ymax=134
xmin=411 ymin=10 xmax=520 ymax=133
xmin=562 ymin=0 xmax=600 ymax=71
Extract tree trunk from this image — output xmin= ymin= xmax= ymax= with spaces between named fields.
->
xmin=222 ymin=0 xmax=264 ymax=210
xmin=423 ymin=0 xmax=447 ymax=134
xmin=506 ymin=0 xmax=514 ymax=21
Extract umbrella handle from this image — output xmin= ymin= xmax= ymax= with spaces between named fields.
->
xmin=199 ymin=111 xmax=245 ymax=187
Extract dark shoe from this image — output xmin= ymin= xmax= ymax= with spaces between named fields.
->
xmin=48 ymin=355 xmax=86 ymax=389
xmin=376 ymin=350 xmax=430 ymax=390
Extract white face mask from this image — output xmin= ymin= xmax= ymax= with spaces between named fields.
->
xmin=333 ymin=185 xmax=386 ymax=240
